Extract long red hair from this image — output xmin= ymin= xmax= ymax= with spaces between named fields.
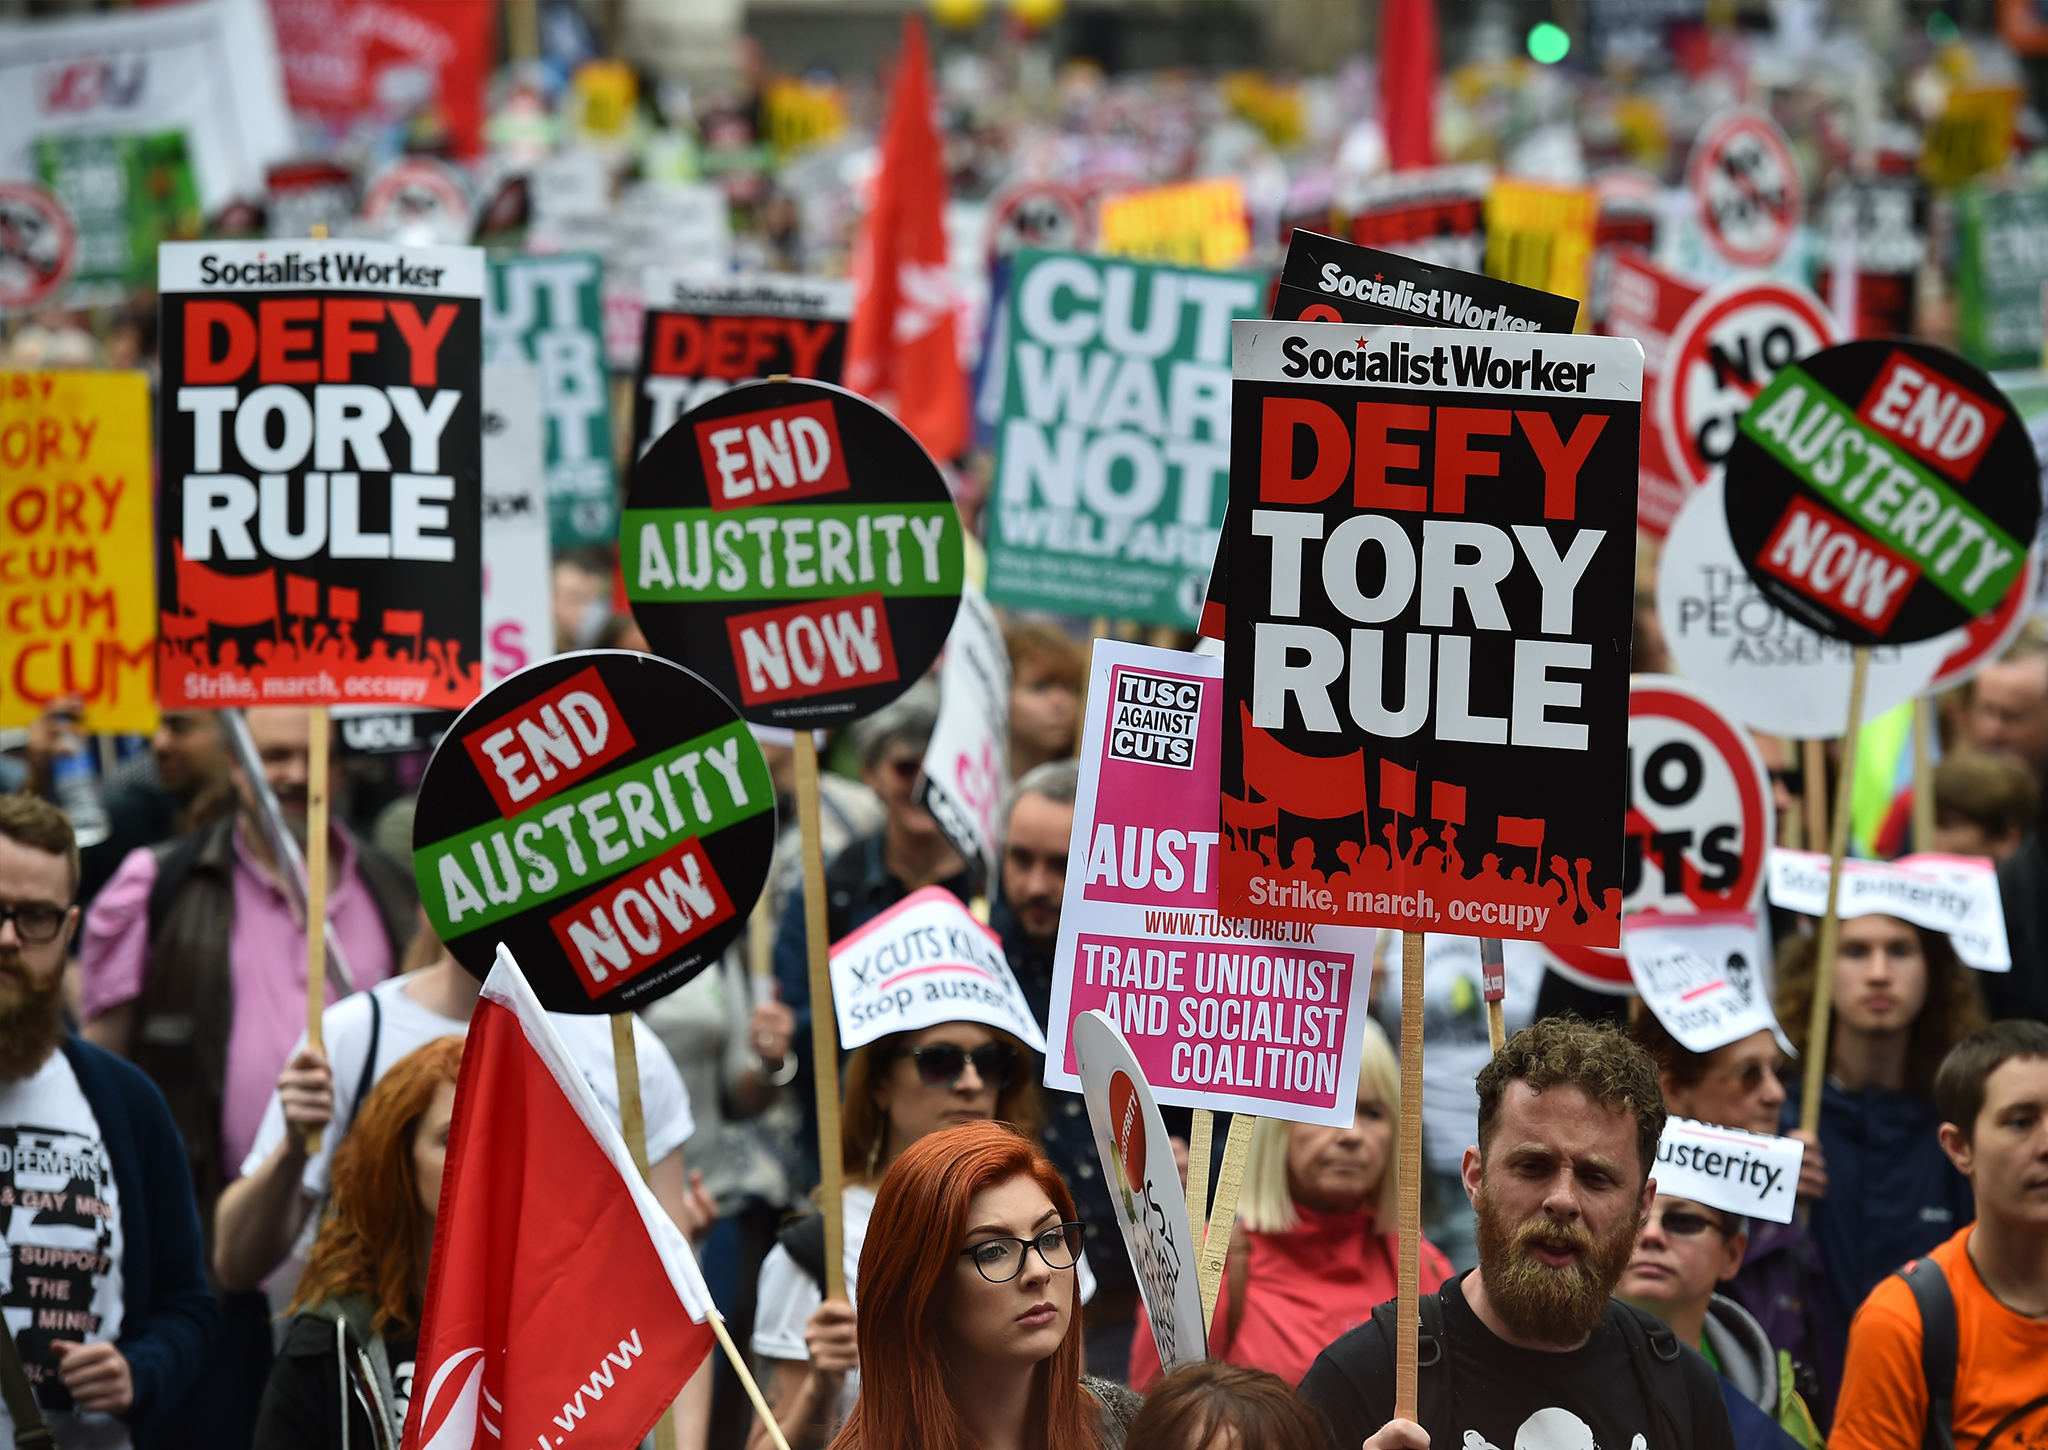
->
xmin=831 ymin=1121 xmax=1100 ymax=1450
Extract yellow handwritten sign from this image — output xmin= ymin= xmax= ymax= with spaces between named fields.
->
xmin=1 ymin=371 xmax=156 ymax=733
xmin=1098 ymin=179 xmax=1251 ymax=270
xmin=1484 ymin=179 xmax=1598 ymax=332
xmin=763 ymin=78 xmax=848 ymax=156
xmin=1921 ymin=86 xmax=2020 ymax=189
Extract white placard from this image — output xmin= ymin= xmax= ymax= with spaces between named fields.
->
xmin=920 ymin=585 xmax=1011 ymax=881
xmin=829 ymin=886 xmax=1048 ymax=1052
xmin=482 ymin=366 xmax=555 ymax=684
xmin=1766 ymin=849 xmax=2010 ymax=972
xmin=1657 ymin=471 xmax=1949 ymax=737
xmin=1072 ymin=1011 xmax=1207 ymax=1370
xmin=1624 ymin=912 xmax=1781 ymax=1053
xmin=1655 ymin=1115 xmax=1805 ymax=1224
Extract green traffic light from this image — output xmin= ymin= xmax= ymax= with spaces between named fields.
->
xmin=1527 ymin=21 xmax=1570 ymax=64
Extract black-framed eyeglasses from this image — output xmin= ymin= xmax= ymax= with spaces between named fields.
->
xmin=0 ymin=902 xmax=67 ymax=945
xmin=1655 ymin=1210 xmax=1731 ymax=1238
xmin=899 ymin=1042 xmax=1020 ymax=1091
xmin=959 ymin=1222 xmax=1084 ymax=1283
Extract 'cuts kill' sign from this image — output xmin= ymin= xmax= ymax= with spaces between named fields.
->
xmin=156 ymin=240 xmax=484 ymax=710
xmin=623 ymin=378 xmax=963 ymax=726
xmin=411 ymin=650 xmax=775 ymax=1013
xmin=1220 ymin=320 xmax=1642 ymax=946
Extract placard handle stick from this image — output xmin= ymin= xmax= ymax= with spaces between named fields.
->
xmin=1912 ymin=694 xmax=1936 ymax=854
xmin=1185 ymin=1107 xmax=1212 ymax=1247
xmin=794 ymin=730 xmax=846 ymax=1301
xmin=304 ymin=707 xmax=329 ymax=1156
xmin=1479 ymin=938 xmax=1506 ymax=1054
xmin=709 ymin=1314 xmax=792 ymax=1450
xmin=613 ymin=1014 xmax=680 ymax=1450
xmin=1802 ymin=738 xmax=1828 ymax=862
xmin=1395 ymin=928 xmax=1425 ymax=1423
xmin=1196 ymin=1112 xmax=1255 ymax=1334
xmin=1800 ymin=647 xmax=1871 ymax=1137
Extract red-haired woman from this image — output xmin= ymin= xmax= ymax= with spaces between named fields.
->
xmin=251 ymin=1037 xmax=463 ymax=1450
xmin=831 ymin=1120 xmax=1140 ymax=1450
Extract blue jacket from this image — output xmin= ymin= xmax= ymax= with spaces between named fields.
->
xmin=56 ymin=1036 xmax=218 ymax=1432
xmin=1721 ymin=1379 xmax=1802 ymax=1450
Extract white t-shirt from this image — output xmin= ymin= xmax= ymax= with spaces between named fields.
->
xmin=0 ymin=1051 xmax=129 ymax=1450
xmin=752 ymin=1183 xmax=1098 ymax=1428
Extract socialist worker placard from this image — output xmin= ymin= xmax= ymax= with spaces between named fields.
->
xmin=1219 ymin=320 xmax=1643 ymax=947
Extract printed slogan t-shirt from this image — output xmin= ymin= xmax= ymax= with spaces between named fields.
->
xmin=1298 ymin=1273 xmax=1735 ymax=1450
xmin=0 ymin=1051 xmax=128 ymax=1450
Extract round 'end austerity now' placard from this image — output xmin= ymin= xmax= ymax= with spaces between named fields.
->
xmin=622 ymin=377 xmax=964 ymax=727
xmin=1724 ymin=339 xmax=2041 ymax=647
xmin=412 ymin=650 xmax=775 ymax=1013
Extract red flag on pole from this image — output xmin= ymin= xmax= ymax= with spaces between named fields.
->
xmin=172 ymin=543 xmax=278 ymax=627
xmin=1379 ymin=759 xmax=1417 ymax=817
xmin=1496 ymin=815 xmax=1546 ymax=849
xmin=1430 ymin=780 xmax=1466 ymax=825
xmin=404 ymin=948 xmax=716 ymax=1450
xmin=1380 ymin=0 xmax=1439 ymax=172
xmin=1239 ymin=704 xmax=1367 ymax=818
xmin=843 ymin=15 xmax=967 ymax=461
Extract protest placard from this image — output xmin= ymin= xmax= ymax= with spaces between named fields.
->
xmin=984 ymin=249 xmax=1260 ymax=629
xmin=1098 ymin=179 xmax=1251 ymax=270
xmin=1955 ymin=184 xmax=2048 ymax=371
xmin=632 ymin=272 xmax=853 ymax=460
xmin=1274 ymin=231 xmax=1579 ymax=332
xmin=1343 ymin=164 xmax=1492 ymax=273
xmin=1043 ymin=641 xmax=1375 ymax=1125
xmin=156 ymin=238 xmax=485 ymax=711
xmin=828 ymin=885 xmax=1046 ymax=1051
xmin=411 ymin=650 xmax=776 ymax=1013
xmin=0 ymin=370 xmax=157 ymax=732
xmin=0 ymin=184 xmax=76 ymax=313
xmin=1072 ymin=1010 xmax=1207 ymax=1371
xmin=35 ymin=132 xmax=200 ymax=298
xmin=1767 ymin=849 xmax=2009 ymax=971
xmin=485 ymin=254 xmax=616 ymax=549
xmin=1686 ymin=107 xmax=1802 ymax=270
xmin=1483 ymin=179 xmax=1598 ymax=328
xmin=1656 ymin=1116 xmax=1805 ymax=1225
xmin=481 ymin=365 xmax=554 ymax=685
xmin=1623 ymin=912 xmax=1781 ymax=1055
xmin=919 ymin=584 xmax=1010 ymax=882
xmin=1218 ymin=319 xmax=1642 ymax=945
xmin=622 ymin=377 xmax=964 ymax=727
xmin=1600 ymin=247 xmax=1703 ymax=538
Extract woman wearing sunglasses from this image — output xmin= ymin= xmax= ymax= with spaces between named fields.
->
xmin=829 ymin=1119 xmax=1140 ymax=1450
xmin=748 ymin=1019 xmax=1089 ymax=1450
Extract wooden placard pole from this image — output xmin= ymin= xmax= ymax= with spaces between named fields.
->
xmin=1799 ymin=648 xmax=1871 ymax=1137
xmin=304 ymin=707 xmax=329 ymax=1156
xmin=1196 ymin=1112 xmax=1255 ymax=1333
xmin=1912 ymin=694 xmax=1936 ymax=854
xmin=793 ymin=731 xmax=846 ymax=1301
xmin=1479 ymin=938 xmax=1506 ymax=1054
xmin=1186 ymin=1107 xmax=1213 ymax=1241
xmin=613 ymin=1015 xmax=679 ymax=1450
xmin=1802 ymin=738 xmax=1828 ymax=862
xmin=1394 ymin=929 xmax=1425 ymax=1423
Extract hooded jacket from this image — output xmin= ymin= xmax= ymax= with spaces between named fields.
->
xmin=1705 ymin=1292 xmax=1823 ymax=1449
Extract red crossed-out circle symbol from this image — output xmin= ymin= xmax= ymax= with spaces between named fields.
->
xmin=1689 ymin=106 xmax=1802 ymax=268
xmin=0 ymin=183 xmax=76 ymax=313
xmin=1544 ymin=677 xmax=1773 ymax=993
xmin=1655 ymin=278 xmax=1838 ymax=490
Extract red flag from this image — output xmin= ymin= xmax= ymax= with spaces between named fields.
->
xmin=843 ymin=15 xmax=967 ymax=461
xmin=1497 ymin=815 xmax=1545 ymax=849
xmin=285 ymin=575 xmax=319 ymax=617
xmin=1380 ymin=0 xmax=1439 ymax=172
xmin=1239 ymin=704 xmax=1366 ymax=819
xmin=173 ymin=543 xmax=277 ymax=627
xmin=1221 ymin=794 xmax=1279 ymax=831
xmin=1431 ymin=781 xmax=1466 ymax=825
xmin=1379 ymin=759 xmax=1417 ymax=817
xmin=384 ymin=609 xmax=424 ymax=637
xmin=405 ymin=949 xmax=715 ymax=1450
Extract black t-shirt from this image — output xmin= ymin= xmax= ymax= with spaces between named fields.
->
xmin=1297 ymin=1272 xmax=1737 ymax=1450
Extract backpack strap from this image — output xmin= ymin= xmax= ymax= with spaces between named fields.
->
xmin=1367 ymin=1283 xmax=1452 ymax=1433
xmin=777 ymin=1211 xmax=830 ymax=1295
xmin=1612 ymin=1301 xmax=1693 ymax=1450
xmin=342 ymin=989 xmax=383 ymax=1139
xmin=1896 ymin=1256 xmax=1957 ymax=1450
xmin=145 ymin=829 xmax=211 ymax=943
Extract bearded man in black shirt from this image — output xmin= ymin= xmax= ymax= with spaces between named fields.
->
xmin=1299 ymin=1018 xmax=1739 ymax=1450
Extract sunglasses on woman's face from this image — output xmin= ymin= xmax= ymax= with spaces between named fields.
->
xmin=883 ymin=757 xmax=922 ymax=784
xmin=1654 ymin=1210 xmax=1729 ymax=1238
xmin=900 ymin=1042 xmax=1020 ymax=1091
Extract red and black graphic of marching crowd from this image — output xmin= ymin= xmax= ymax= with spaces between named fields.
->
xmin=155 ymin=242 xmax=484 ymax=711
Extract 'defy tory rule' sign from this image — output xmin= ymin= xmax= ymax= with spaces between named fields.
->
xmin=412 ymin=650 xmax=775 ymax=1013
xmin=156 ymin=240 xmax=483 ymax=710
xmin=1220 ymin=320 xmax=1642 ymax=946
xmin=623 ymin=378 xmax=963 ymax=726
xmin=1724 ymin=339 xmax=2041 ymax=646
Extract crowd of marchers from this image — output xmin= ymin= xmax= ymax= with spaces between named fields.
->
xmin=0 ymin=605 xmax=2045 ymax=1450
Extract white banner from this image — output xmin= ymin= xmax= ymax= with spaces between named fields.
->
xmin=829 ymin=886 xmax=1048 ymax=1052
xmin=1655 ymin=1115 xmax=1805 ymax=1224
xmin=921 ymin=585 xmax=1011 ymax=882
xmin=1623 ymin=912 xmax=1781 ymax=1054
xmin=482 ymin=366 xmax=555 ymax=684
xmin=1072 ymin=1011 xmax=1207 ymax=1370
xmin=1766 ymin=849 xmax=2010 ymax=972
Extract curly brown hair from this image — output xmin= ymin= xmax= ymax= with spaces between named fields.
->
xmin=1774 ymin=922 xmax=1986 ymax=1100
xmin=1476 ymin=1016 xmax=1667 ymax=1182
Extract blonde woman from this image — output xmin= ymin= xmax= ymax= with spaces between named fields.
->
xmin=1128 ymin=1021 xmax=1452 ymax=1389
